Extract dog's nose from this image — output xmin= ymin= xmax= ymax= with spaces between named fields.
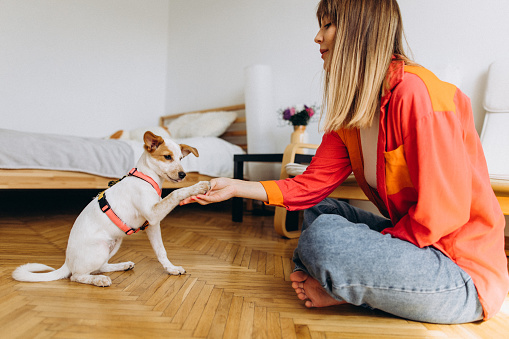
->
xmin=178 ymin=172 xmax=186 ymax=179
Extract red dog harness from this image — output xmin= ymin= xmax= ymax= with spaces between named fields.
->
xmin=98 ymin=168 xmax=162 ymax=235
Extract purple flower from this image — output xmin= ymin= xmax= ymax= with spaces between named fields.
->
xmin=282 ymin=108 xmax=293 ymax=120
xmin=283 ymin=107 xmax=296 ymax=120
xmin=280 ymin=104 xmax=318 ymax=126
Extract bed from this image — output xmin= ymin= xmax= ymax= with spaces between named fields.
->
xmin=0 ymin=104 xmax=246 ymax=190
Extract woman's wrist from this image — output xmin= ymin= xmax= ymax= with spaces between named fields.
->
xmin=233 ymin=180 xmax=268 ymax=202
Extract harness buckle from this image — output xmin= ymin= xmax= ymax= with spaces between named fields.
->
xmin=98 ymin=194 xmax=110 ymax=212
xmin=139 ymin=221 xmax=150 ymax=231
xmin=125 ymin=229 xmax=136 ymax=235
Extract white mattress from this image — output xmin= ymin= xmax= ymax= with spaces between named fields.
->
xmin=0 ymin=129 xmax=244 ymax=179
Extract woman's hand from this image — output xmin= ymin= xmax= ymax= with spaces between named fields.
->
xmin=180 ymin=177 xmax=237 ymax=205
xmin=179 ymin=177 xmax=268 ymax=206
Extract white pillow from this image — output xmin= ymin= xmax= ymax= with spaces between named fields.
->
xmin=166 ymin=111 xmax=237 ymax=138
xmin=109 ymin=126 xmax=171 ymax=143
xmin=126 ymin=126 xmax=171 ymax=142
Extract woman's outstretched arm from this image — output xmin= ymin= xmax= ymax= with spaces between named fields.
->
xmin=179 ymin=177 xmax=268 ymax=206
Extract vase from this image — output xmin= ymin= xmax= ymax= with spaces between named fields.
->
xmin=291 ymin=125 xmax=308 ymax=144
xmin=290 ymin=125 xmax=309 ymax=153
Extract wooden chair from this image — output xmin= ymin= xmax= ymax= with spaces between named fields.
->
xmin=273 ymin=142 xmax=509 ymax=258
xmin=273 ymin=142 xmax=369 ymax=239
xmin=480 ymin=59 xmax=509 ymax=256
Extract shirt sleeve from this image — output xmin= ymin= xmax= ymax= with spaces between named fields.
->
xmin=262 ymin=131 xmax=353 ymax=211
xmin=383 ymin=83 xmax=473 ymax=248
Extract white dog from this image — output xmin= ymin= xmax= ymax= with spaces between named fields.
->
xmin=12 ymin=131 xmax=210 ymax=287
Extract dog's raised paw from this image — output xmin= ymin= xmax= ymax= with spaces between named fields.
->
xmin=195 ymin=181 xmax=211 ymax=195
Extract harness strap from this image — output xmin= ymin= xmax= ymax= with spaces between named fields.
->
xmin=98 ymin=192 xmax=140 ymax=235
xmin=128 ymin=168 xmax=162 ymax=196
xmin=98 ymin=168 xmax=161 ymax=235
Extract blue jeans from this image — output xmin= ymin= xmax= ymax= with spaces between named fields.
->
xmin=292 ymin=199 xmax=483 ymax=324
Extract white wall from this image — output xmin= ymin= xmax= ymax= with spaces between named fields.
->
xmin=0 ymin=0 xmax=169 ymax=138
xmin=3 ymin=0 xmax=509 ymax=140
xmin=398 ymin=0 xmax=509 ymax=132
xmin=166 ymin=0 xmax=324 ymax=151
xmin=166 ymin=0 xmax=509 ymax=145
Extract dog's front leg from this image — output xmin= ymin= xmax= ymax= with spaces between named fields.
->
xmin=145 ymin=223 xmax=185 ymax=275
xmin=142 ymin=181 xmax=210 ymax=275
xmin=149 ymin=181 xmax=211 ymax=223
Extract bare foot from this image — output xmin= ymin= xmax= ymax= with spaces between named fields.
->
xmin=290 ymin=271 xmax=346 ymax=308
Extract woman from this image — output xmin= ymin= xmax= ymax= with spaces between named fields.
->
xmin=181 ymin=0 xmax=508 ymax=324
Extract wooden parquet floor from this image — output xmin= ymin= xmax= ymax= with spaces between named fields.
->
xmin=1 ymin=190 xmax=509 ymax=339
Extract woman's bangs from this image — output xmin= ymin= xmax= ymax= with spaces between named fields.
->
xmin=316 ymin=0 xmax=336 ymax=25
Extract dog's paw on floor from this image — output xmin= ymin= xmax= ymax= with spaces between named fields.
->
xmin=121 ymin=262 xmax=135 ymax=271
xmin=166 ymin=266 xmax=186 ymax=275
xmin=71 ymin=274 xmax=112 ymax=287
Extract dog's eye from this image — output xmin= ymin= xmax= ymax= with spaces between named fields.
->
xmin=164 ymin=155 xmax=172 ymax=160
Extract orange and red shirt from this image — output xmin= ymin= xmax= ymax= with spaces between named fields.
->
xmin=261 ymin=60 xmax=509 ymax=320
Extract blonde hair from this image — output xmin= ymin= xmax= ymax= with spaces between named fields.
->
xmin=317 ymin=0 xmax=415 ymax=131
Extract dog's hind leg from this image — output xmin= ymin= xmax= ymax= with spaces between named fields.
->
xmin=69 ymin=241 xmax=112 ymax=287
xmin=98 ymin=238 xmax=135 ymax=273
xmin=71 ymin=273 xmax=112 ymax=287
xmin=99 ymin=262 xmax=135 ymax=273
xmin=108 ymin=238 xmax=123 ymax=259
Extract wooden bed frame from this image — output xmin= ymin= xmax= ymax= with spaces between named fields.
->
xmin=0 ymin=104 xmax=246 ymax=190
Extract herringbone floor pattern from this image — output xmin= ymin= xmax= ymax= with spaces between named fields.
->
xmin=1 ymin=190 xmax=508 ymax=338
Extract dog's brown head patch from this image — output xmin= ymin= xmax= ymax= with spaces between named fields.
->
xmin=152 ymin=144 xmax=175 ymax=162
xmin=143 ymin=131 xmax=177 ymax=162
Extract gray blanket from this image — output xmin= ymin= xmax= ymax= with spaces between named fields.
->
xmin=0 ymin=129 xmax=135 ymax=178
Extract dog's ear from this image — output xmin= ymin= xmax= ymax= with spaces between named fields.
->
xmin=143 ymin=131 xmax=165 ymax=153
xmin=180 ymin=144 xmax=199 ymax=158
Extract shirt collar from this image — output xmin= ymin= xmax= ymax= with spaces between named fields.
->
xmin=381 ymin=58 xmax=405 ymax=108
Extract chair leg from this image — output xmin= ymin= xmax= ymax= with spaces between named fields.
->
xmin=273 ymin=143 xmax=319 ymax=238
xmin=286 ymin=210 xmax=300 ymax=231
xmin=274 ymin=206 xmax=301 ymax=238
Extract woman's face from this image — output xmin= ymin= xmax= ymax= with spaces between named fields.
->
xmin=314 ymin=16 xmax=337 ymax=71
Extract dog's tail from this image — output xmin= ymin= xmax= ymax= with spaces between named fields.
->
xmin=12 ymin=263 xmax=71 ymax=282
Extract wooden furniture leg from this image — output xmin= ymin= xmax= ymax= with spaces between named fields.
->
xmin=273 ymin=143 xmax=369 ymax=238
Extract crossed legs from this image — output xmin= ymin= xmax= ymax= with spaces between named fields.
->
xmin=290 ymin=199 xmax=483 ymax=324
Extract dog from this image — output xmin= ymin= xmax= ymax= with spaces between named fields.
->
xmin=12 ymin=131 xmax=210 ymax=287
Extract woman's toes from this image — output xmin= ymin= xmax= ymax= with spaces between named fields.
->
xmin=297 ymin=292 xmax=308 ymax=301
xmin=290 ymin=270 xmax=309 ymax=282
